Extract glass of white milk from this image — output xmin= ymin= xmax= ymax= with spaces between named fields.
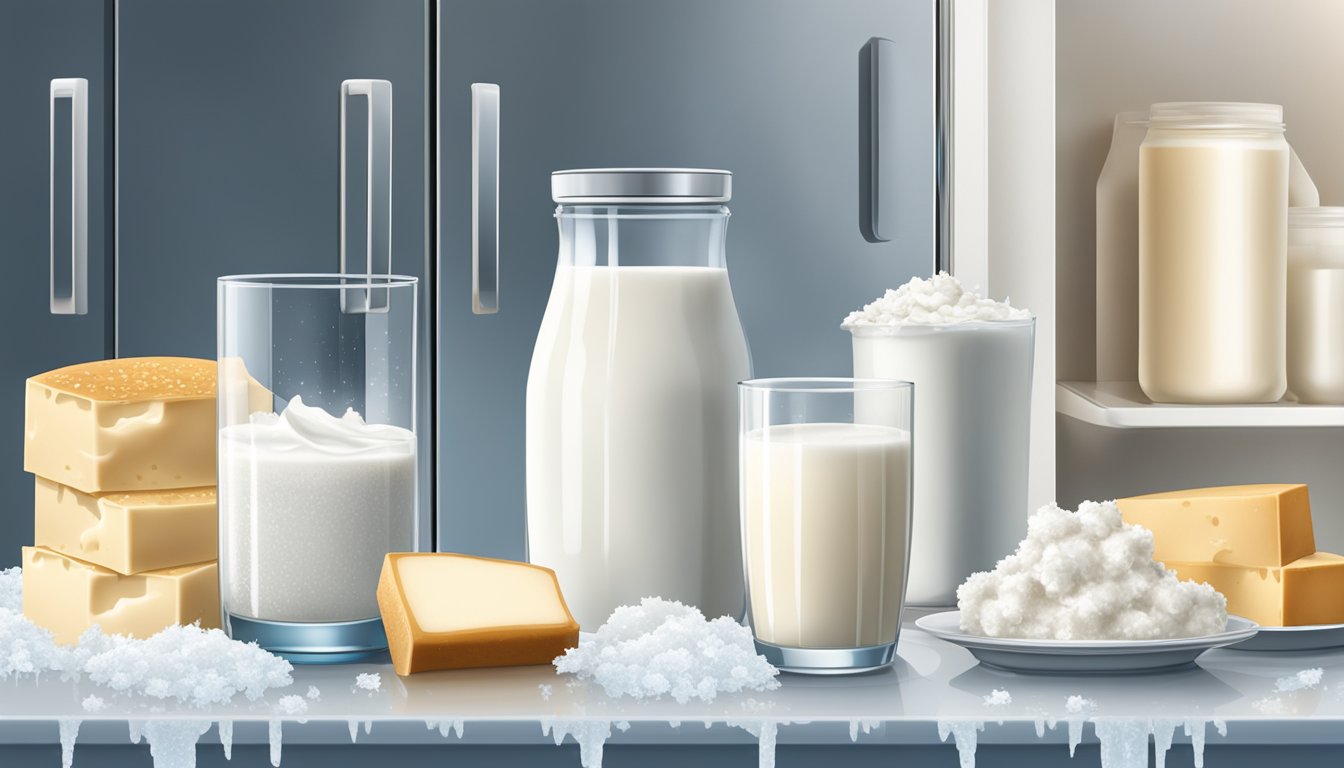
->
xmin=739 ymin=378 xmax=912 ymax=674
xmin=217 ymin=274 xmax=418 ymax=663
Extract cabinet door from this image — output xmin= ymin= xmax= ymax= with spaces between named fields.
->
xmin=0 ymin=0 xmax=112 ymax=566
xmin=118 ymin=0 xmax=434 ymax=545
xmin=437 ymin=0 xmax=937 ymax=559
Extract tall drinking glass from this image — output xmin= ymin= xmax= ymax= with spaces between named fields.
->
xmin=217 ymin=274 xmax=418 ymax=662
xmin=739 ymin=378 xmax=913 ymax=674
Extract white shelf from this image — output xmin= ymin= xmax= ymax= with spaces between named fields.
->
xmin=1056 ymin=381 xmax=1344 ymax=429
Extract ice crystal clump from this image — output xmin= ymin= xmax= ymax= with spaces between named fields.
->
xmin=83 ymin=624 xmax=293 ymax=706
xmin=958 ymin=501 xmax=1227 ymax=640
xmin=354 ymin=672 xmax=381 ymax=692
xmin=553 ymin=597 xmax=779 ymax=703
xmin=842 ymin=272 xmax=1031 ymax=327
xmin=1276 ymin=668 xmax=1324 ymax=692
xmin=81 ymin=695 xmax=105 ymax=713
xmin=305 ymin=685 xmax=321 ymax=700
xmin=276 ymin=694 xmax=308 ymax=717
xmin=983 ymin=689 xmax=1012 ymax=707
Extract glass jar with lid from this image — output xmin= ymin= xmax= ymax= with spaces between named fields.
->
xmin=525 ymin=169 xmax=751 ymax=629
xmin=1138 ymin=102 xmax=1289 ymax=403
xmin=1288 ymin=207 xmax=1344 ymax=403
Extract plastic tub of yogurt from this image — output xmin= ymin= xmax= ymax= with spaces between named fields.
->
xmin=844 ymin=273 xmax=1034 ymax=606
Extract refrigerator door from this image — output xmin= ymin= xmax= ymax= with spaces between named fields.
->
xmin=0 ymin=0 xmax=112 ymax=566
xmin=117 ymin=0 xmax=434 ymax=547
xmin=437 ymin=0 xmax=937 ymax=559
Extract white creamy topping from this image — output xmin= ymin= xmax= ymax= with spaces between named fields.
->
xmin=223 ymin=395 xmax=414 ymax=456
xmin=842 ymin=272 xmax=1032 ymax=327
xmin=957 ymin=500 xmax=1228 ymax=641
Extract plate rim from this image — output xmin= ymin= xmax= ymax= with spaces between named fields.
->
xmin=914 ymin=610 xmax=1259 ymax=653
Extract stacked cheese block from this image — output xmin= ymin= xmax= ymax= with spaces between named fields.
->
xmin=21 ymin=357 xmax=222 ymax=644
xmin=1119 ymin=484 xmax=1344 ymax=626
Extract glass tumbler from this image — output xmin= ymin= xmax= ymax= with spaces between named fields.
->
xmin=217 ymin=274 xmax=418 ymax=662
xmin=739 ymin=378 xmax=913 ymax=674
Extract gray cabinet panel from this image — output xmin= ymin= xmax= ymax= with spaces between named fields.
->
xmin=118 ymin=0 xmax=434 ymax=544
xmin=437 ymin=0 xmax=937 ymax=559
xmin=0 ymin=0 xmax=112 ymax=567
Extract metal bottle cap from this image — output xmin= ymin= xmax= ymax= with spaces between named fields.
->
xmin=551 ymin=168 xmax=732 ymax=204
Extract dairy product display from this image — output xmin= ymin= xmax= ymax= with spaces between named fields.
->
xmin=1138 ymin=102 xmax=1289 ymax=404
xmin=377 ymin=553 xmax=579 ymax=676
xmin=957 ymin=501 xmax=1228 ymax=641
xmin=22 ymin=546 xmax=219 ymax=644
xmin=1164 ymin=553 xmax=1344 ymax=627
xmin=742 ymin=422 xmax=911 ymax=649
xmin=33 ymin=478 xmax=216 ymax=575
xmin=1117 ymin=484 xmax=1313 ymax=567
xmin=846 ymin=274 xmax=1034 ymax=606
xmin=24 ymin=357 xmax=221 ymax=493
xmin=527 ymin=265 xmax=749 ymax=629
xmin=220 ymin=395 xmax=416 ymax=623
xmin=1287 ymin=207 xmax=1344 ymax=403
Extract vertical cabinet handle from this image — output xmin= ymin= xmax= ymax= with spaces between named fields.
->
xmin=50 ymin=78 xmax=88 ymax=315
xmin=340 ymin=78 xmax=393 ymax=313
xmin=472 ymin=83 xmax=500 ymax=314
xmin=860 ymin=38 xmax=898 ymax=244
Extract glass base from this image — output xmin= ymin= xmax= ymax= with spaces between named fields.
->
xmin=754 ymin=638 xmax=898 ymax=675
xmin=225 ymin=612 xmax=388 ymax=664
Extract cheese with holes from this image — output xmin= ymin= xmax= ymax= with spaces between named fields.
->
xmin=377 ymin=553 xmax=580 ymax=675
xmin=21 ymin=546 xmax=219 ymax=644
xmin=33 ymin=477 xmax=217 ymax=575
xmin=1117 ymin=484 xmax=1315 ymax=567
xmin=24 ymin=357 xmax=226 ymax=493
xmin=1167 ymin=552 xmax=1344 ymax=627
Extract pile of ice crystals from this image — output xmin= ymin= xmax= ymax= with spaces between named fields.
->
xmin=554 ymin=597 xmax=779 ymax=703
xmin=842 ymin=272 xmax=1032 ymax=327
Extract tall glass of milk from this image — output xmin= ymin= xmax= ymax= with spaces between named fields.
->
xmin=739 ymin=378 xmax=912 ymax=674
xmin=527 ymin=169 xmax=751 ymax=629
xmin=217 ymin=274 xmax=418 ymax=662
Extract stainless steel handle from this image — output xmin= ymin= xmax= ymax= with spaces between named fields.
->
xmin=860 ymin=38 xmax=899 ymax=244
xmin=340 ymin=78 xmax=393 ymax=313
xmin=472 ymin=83 xmax=500 ymax=314
xmin=50 ymin=77 xmax=88 ymax=315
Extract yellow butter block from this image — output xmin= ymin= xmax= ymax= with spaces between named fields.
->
xmin=1169 ymin=552 xmax=1344 ymax=627
xmin=24 ymin=357 xmax=222 ymax=494
xmin=1118 ymin=484 xmax=1315 ymax=567
xmin=22 ymin=546 xmax=219 ymax=644
xmin=378 ymin=553 xmax=579 ymax=676
xmin=34 ymin=477 xmax=217 ymax=575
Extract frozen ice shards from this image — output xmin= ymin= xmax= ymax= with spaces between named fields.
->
xmin=425 ymin=719 xmax=465 ymax=739
xmin=142 ymin=720 xmax=213 ymax=768
xmin=543 ymin=719 xmax=613 ymax=768
xmin=848 ymin=719 xmax=880 ymax=742
xmin=937 ymin=720 xmax=984 ymax=768
xmin=268 ymin=719 xmax=282 ymax=767
xmin=1063 ymin=695 xmax=1096 ymax=756
xmin=553 ymin=597 xmax=779 ymax=704
xmin=58 ymin=718 xmax=80 ymax=768
xmin=217 ymin=720 xmax=233 ymax=760
xmin=1094 ymin=719 xmax=1149 ymax=768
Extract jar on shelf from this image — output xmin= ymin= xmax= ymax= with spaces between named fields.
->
xmin=1138 ymin=102 xmax=1289 ymax=404
xmin=1288 ymin=207 xmax=1344 ymax=404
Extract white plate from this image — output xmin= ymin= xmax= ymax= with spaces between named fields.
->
xmin=1227 ymin=623 xmax=1344 ymax=652
xmin=914 ymin=611 xmax=1259 ymax=674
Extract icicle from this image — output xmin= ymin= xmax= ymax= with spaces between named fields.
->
xmin=347 ymin=719 xmax=359 ymax=743
xmin=142 ymin=720 xmax=213 ymax=768
xmin=1184 ymin=719 xmax=1208 ymax=768
xmin=542 ymin=719 xmax=612 ymax=768
xmin=757 ymin=721 xmax=778 ymax=768
xmin=128 ymin=720 xmax=144 ymax=744
xmin=58 ymin=718 xmax=80 ymax=768
xmin=668 ymin=721 xmax=681 ymax=729
xmin=452 ymin=719 xmax=464 ymax=739
xmin=848 ymin=719 xmax=879 ymax=742
xmin=363 ymin=719 xmax=373 ymax=734
xmin=1033 ymin=718 xmax=1047 ymax=738
xmin=936 ymin=720 xmax=984 ymax=768
xmin=268 ymin=719 xmax=282 ymax=767
xmin=217 ymin=720 xmax=233 ymax=761
xmin=1093 ymin=719 xmax=1149 ymax=768
xmin=1150 ymin=719 xmax=1179 ymax=768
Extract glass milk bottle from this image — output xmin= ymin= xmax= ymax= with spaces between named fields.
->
xmin=526 ymin=169 xmax=751 ymax=629
xmin=218 ymin=274 xmax=418 ymax=662
xmin=1138 ymin=102 xmax=1289 ymax=403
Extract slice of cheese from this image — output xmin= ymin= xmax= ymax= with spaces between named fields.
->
xmin=377 ymin=553 xmax=579 ymax=676
xmin=22 ymin=546 xmax=220 ymax=644
xmin=24 ymin=357 xmax=222 ymax=493
xmin=1168 ymin=552 xmax=1344 ymax=627
xmin=1117 ymin=484 xmax=1314 ymax=567
xmin=33 ymin=477 xmax=217 ymax=575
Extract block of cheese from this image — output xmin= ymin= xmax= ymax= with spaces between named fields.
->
xmin=377 ymin=553 xmax=579 ymax=676
xmin=22 ymin=546 xmax=220 ymax=644
xmin=1117 ymin=484 xmax=1314 ymax=567
xmin=25 ymin=357 xmax=221 ymax=493
xmin=1168 ymin=552 xmax=1344 ymax=627
xmin=33 ymin=477 xmax=217 ymax=575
